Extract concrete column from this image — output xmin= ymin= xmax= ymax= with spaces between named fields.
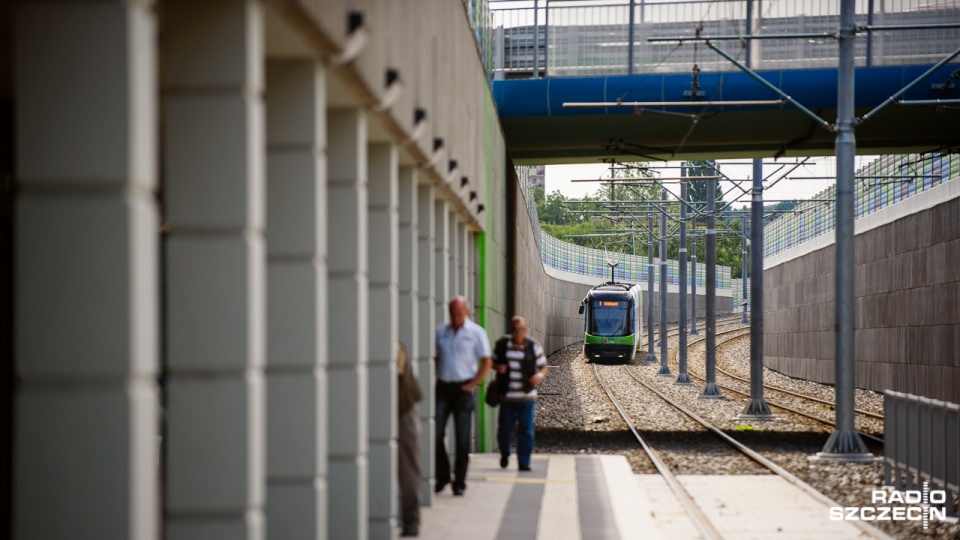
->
xmin=326 ymin=108 xmax=369 ymax=539
xmin=434 ymin=200 xmax=451 ymax=463
xmin=459 ymin=222 xmax=469 ymax=297
xmin=448 ymin=210 xmax=459 ymax=298
xmin=14 ymin=3 xmax=159 ymax=538
xmin=161 ymin=2 xmax=266 ymax=538
xmin=465 ymin=230 xmax=476 ymax=307
xmin=264 ymin=60 xmax=328 ymax=540
xmin=367 ymin=143 xmax=399 ymax=539
xmin=434 ymin=200 xmax=450 ymax=327
xmin=398 ymin=167 xmax=420 ymax=371
xmin=417 ymin=184 xmax=436 ymax=504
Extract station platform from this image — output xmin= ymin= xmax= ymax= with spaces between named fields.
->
xmin=418 ymin=453 xmax=891 ymax=540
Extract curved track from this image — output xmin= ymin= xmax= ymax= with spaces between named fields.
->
xmin=673 ymin=327 xmax=884 ymax=443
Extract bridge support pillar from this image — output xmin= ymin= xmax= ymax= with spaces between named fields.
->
xmin=14 ymin=2 xmax=160 ymax=538
xmin=367 ymin=143 xmax=400 ymax=539
xmin=264 ymin=59 xmax=329 ymax=539
xmin=326 ymin=108 xmax=371 ymax=538
xmin=416 ymin=184 xmax=437 ymax=504
xmin=161 ymin=1 xmax=267 ymax=537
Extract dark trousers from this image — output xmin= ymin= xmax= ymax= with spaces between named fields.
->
xmin=435 ymin=380 xmax=474 ymax=489
xmin=498 ymin=400 xmax=536 ymax=467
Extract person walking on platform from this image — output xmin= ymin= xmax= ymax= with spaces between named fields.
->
xmin=434 ymin=296 xmax=492 ymax=496
xmin=494 ymin=315 xmax=548 ymax=471
xmin=397 ymin=342 xmax=423 ymax=537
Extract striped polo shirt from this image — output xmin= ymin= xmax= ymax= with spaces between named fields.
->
xmin=503 ymin=338 xmax=547 ymax=401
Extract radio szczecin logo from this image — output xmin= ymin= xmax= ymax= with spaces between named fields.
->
xmin=829 ymin=482 xmax=948 ymax=529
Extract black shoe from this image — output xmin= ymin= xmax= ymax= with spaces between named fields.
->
xmin=434 ymin=479 xmax=449 ymax=493
xmin=453 ymin=485 xmax=465 ymax=496
xmin=401 ymin=525 xmax=419 ymax=537
xmin=500 ymin=455 xmax=508 ymax=468
xmin=519 ymin=464 xmax=531 ymax=472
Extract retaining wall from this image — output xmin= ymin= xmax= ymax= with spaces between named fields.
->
xmin=764 ymin=179 xmax=960 ymax=403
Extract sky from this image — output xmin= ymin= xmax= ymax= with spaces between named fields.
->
xmin=544 ymin=156 xmax=882 ymax=209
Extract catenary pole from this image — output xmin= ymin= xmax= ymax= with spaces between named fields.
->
xmin=818 ymin=0 xmax=871 ymax=459
xmin=657 ymin=188 xmax=671 ymax=376
xmin=741 ymin=213 xmax=749 ymax=324
xmin=699 ymin=178 xmax=721 ymax=397
xmin=676 ymin=181 xmax=692 ymax=384
xmin=741 ymin=161 xmax=773 ymax=418
xmin=645 ymin=213 xmax=657 ymax=364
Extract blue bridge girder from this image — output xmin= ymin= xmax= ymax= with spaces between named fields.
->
xmin=493 ymin=63 xmax=960 ymax=164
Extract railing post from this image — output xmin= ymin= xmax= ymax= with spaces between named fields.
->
xmin=544 ymin=0 xmax=550 ymax=78
xmin=532 ymin=0 xmax=539 ymax=79
xmin=866 ymin=0 xmax=875 ymax=68
xmin=628 ymin=0 xmax=636 ymax=75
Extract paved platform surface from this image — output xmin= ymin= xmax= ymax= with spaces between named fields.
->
xmin=416 ymin=453 xmax=890 ymax=540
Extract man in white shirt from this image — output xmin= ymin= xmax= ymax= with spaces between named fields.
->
xmin=434 ymin=296 xmax=492 ymax=496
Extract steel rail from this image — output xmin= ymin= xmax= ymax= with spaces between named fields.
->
xmin=591 ymin=364 xmax=724 ymax=540
xmin=676 ymin=329 xmax=885 ymax=444
xmin=711 ymin=334 xmax=885 ymax=420
xmin=620 ymin=364 xmax=893 ymax=540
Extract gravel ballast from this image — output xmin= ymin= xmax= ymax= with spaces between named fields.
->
xmin=532 ymin=318 xmax=960 ymax=540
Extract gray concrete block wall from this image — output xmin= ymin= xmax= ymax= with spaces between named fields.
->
xmin=764 ymin=193 xmax=960 ymax=404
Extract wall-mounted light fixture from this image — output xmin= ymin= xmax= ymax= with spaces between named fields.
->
xmin=421 ymin=137 xmax=444 ymax=169
xmin=336 ymin=11 xmax=369 ymax=65
xmin=406 ymin=108 xmax=428 ymax=145
xmin=446 ymin=160 xmax=459 ymax=183
xmin=376 ymin=68 xmax=403 ymax=111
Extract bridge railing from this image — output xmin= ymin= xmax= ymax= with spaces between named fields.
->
xmin=883 ymin=390 xmax=960 ymax=517
xmin=490 ymin=0 xmax=960 ymax=78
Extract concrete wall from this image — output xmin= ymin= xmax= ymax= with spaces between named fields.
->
xmin=764 ymin=179 xmax=960 ymax=404
xmin=8 ymin=2 xmax=506 ymax=539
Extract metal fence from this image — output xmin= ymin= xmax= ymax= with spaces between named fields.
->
xmin=490 ymin=0 xmax=960 ymax=78
xmin=763 ymin=152 xmax=960 ymax=258
xmin=884 ymin=391 xmax=960 ymax=517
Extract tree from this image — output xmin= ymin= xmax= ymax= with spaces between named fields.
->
xmin=539 ymin=190 xmax=574 ymax=224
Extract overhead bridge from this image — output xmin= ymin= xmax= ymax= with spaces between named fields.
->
xmin=490 ymin=1 xmax=960 ymax=163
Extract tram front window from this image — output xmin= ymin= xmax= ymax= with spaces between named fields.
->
xmin=589 ymin=300 xmax=631 ymax=336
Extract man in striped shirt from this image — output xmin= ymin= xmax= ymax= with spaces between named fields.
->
xmin=493 ymin=315 xmax=548 ymax=471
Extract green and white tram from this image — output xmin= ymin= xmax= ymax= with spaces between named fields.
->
xmin=579 ymin=282 xmax=644 ymax=362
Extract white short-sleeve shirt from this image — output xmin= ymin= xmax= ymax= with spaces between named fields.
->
xmin=435 ymin=319 xmax=492 ymax=382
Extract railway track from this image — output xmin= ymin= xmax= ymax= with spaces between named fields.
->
xmin=672 ymin=327 xmax=884 ymax=443
xmin=591 ymin=359 xmax=891 ymax=540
